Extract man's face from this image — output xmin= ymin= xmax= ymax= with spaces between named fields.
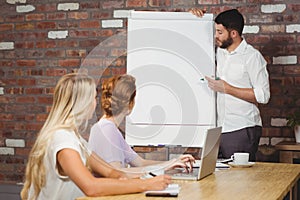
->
xmin=214 ymin=23 xmax=233 ymax=49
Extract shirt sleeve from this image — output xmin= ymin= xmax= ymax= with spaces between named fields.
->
xmin=50 ymin=130 xmax=83 ymax=179
xmin=88 ymin=122 xmax=137 ymax=166
xmin=247 ymin=51 xmax=270 ymax=104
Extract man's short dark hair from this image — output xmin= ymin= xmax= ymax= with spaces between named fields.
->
xmin=214 ymin=9 xmax=244 ymax=36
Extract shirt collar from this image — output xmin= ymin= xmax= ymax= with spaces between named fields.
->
xmin=226 ymin=38 xmax=247 ymax=55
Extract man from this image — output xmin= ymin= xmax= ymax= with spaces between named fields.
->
xmin=198 ymin=9 xmax=270 ymax=161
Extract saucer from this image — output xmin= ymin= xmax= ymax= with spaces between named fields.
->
xmin=228 ymin=162 xmax=255 ymax=168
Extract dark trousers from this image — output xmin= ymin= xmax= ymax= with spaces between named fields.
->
xmin=218 ymin=126 xmax=262 ymax=161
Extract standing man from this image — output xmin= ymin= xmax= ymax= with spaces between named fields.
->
xmin=203 ymin=9 xmax=270 ymax=161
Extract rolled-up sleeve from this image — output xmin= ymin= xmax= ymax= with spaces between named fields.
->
xmin=249 ymin=52 xmax=270 ymax=104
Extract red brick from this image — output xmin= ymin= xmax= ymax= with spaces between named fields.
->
xmin=0 ymin=114 xmax=14 ymax=121
xmin=284 ymin=66 xmax=300 ymax=75
xmin=36 ymin=113 xmax=48 ymax=122
xmin=5 ymin=15 xmax=24 ymax=22
xmin=66 ymin=50 xmax=86 ymax=57
xmin=198 ymin=0 xmax=220 ymax=4
xmin=28 ymin=69 xmax=44 ymax=76
xmin=90 ymin=29 xmax=114 ymax=37
xmin=47 ymin=13 xmax=67 ymax=20
xmin=17 ymin=79 xmax=36 ymax=86
xmin=81 ymin=58 xmax=104 ymax=67
xmin=79 ymin=39 xmax=101 ymax=47
xmin=69 ymin=30 xmax=90 ymax=38
xmin=57 ymin=21 xmax=79 ymax=29
xmin=0 ymin=24 xmax=13 ymax=32
xmin=35 ymin=3 xmax=57 ymax=12
xmin=0 ymin=60 xmax=13 ymax=67
xmin=126 ymin=0 xmax=147 ymax=7
xmin=25 ymin=88 xmax=44 ymax=94
xmin=15 ymin=23 xmax=35 ymax=30
xmin=36 ymin=22 xmax=56 ymax=29
xmin=45 ymin=50 xmax=65 ymax=57
xmin=37 ymin=96 xmax=52 ymax=104
xmin=16 ymin=96 xmax=35 ymax=103
xmin=57 ymin=40 xmax=79 ymax=48
xmin=0 ymin=96 xmax=10 ymax=104
xmin=59 ymin=59 xmax=81 ymax=67
xmin=149 ymin=0 xmax=171 ymax=7
xmin=6 ymin=87 xmax=24 ymax=95
xmin=15 ymin=41 xmax=34 ymax=49
xmin=80 ymin=2 xmax=101 ymax=9
xmin=16 ymin=60 xmax=36 ymax=67
xmin=79 ymin=20 xmax=100 ymax=28
xmin=25 ymin=13 xmax=45 ymax=21
xmin=288 ymin=4 xmax=300 ymax=12
xmin=91 ymin=12 xmax=111 ymax=19
xmin=26 ymin=123 xmax=43 ymax=131
xmin=46 ymin=68 xmax=67 ymax=76
xmin=68 ymin=12 xmax=89 ymax=19
xmin=36 ymin=41 xmax=56 ymax=48
xmin=101 ymin=1 xmax=123 ymax=9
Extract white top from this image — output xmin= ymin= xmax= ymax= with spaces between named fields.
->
xmin=89 ymin=119 xmax=138 ymax=167
xmin=216 ymin=39 xmax=270 ymax=132
xmin=29 ymin=129 xmax=88 ymax=200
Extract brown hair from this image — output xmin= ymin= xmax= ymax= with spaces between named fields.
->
xmin=101 ymin=74 xmax=136 ymax=117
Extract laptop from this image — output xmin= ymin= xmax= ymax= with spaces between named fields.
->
xmin=165 ymin=127 xmax=222 ymax=181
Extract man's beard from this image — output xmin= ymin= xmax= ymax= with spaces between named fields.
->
xmin=218 ymin=36 xmax=233 ymax=49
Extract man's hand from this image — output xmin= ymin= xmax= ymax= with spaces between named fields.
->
xmin=205 ymin=76 xmax=227 ymax=93
xmin=189 ymin=8 xmax=207 ymax=17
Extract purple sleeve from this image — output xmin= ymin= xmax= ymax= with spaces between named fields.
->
xmin=88 ymin=121 xmax=137 ymax=167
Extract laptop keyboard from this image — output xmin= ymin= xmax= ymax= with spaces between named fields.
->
xmin=170 ymin=168 xmax=199 ymax=177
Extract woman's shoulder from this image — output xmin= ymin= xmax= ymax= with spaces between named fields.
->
xmin=52 ymin=129 xmax=78 ymax=143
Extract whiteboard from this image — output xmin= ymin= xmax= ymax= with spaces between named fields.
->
xmin=126 ymin=11 xmax=215 ymax=147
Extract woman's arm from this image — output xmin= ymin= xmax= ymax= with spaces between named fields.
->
xmin=57 ymin=148 xmax=172 ymax=197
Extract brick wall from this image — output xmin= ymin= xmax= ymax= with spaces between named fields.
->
xmin=0 ymin=0 xmax=299 ymax=183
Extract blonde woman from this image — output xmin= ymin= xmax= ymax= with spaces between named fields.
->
xmin=21 ymin=73 xmax=171 ymax=200
xmin=88 ymin=74 xmax=195 ymax=175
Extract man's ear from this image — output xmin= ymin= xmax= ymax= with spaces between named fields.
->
xmin=230 ymin=30 xmax=239 ymax=39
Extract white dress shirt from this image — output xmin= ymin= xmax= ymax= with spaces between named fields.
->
xmin=216 ymin=39 xmax=270 ymax=133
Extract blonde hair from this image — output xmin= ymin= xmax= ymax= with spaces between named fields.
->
xmin=21 ymin=73 xmax=96 ymax=200
xmin=101 ymin=74 xmax=136 ymax=117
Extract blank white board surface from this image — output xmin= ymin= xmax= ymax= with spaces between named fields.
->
xmin=126 ymin=11 xmax=215 ymax=147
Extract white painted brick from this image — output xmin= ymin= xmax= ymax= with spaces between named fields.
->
xmin=259 ymin=137 xmax=269 ymax=145
xmin=261 ymin=4 xmax=286 ymax=13
xmin=0 ymin=87 xmax=4 ymax=95
xmin=273 ymin=55 xmax=297 ymax=65
xmin=6 ymin=139 xmax=25 ymax=147
xmin=57 ymin=3 xmax=79 ymax=11
xmin=114 ymin=10 xmax=133 ymax=18
xmin=6 ymin=0 xmax=26 ymax=4
xmin=16 ymin=5 xmax=35 ymax=13
xmin=0 ymin=42 xmax=14 ymax=50
xmin=243 ymin=25 xmax=259 ymax=34
xmin=0 ymin=147 xmax=14 ymax=155
xmin=102 ymin=20 xmax=123 ymax=28
xmin=48 ymin=30 xmax=68 ymax=39
xmin=286 ymin=24 xmax=300 ymax=33
xmin=271 ymin=118 xmax=288 ymax=127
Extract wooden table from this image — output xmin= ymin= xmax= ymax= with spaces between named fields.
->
xmin=77 ymin=162 xmax=300 ymax=200
xmin=275 ymin=141 xmax=300 ymax=163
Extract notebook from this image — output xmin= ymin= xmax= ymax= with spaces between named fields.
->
xmin=165 ymin=127 xmax=222 ymax=180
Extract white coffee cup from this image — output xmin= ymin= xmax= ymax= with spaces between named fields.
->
xmin=231 ymin=152 xmax=249 ymax=165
